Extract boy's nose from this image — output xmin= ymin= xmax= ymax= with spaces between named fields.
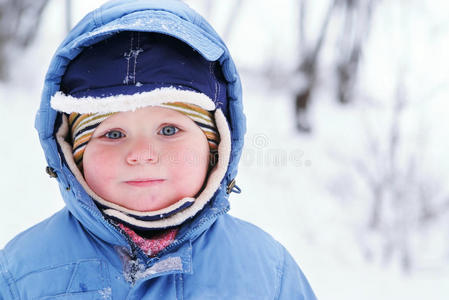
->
xmin=126 ymin=140 xmax=158 ymax=165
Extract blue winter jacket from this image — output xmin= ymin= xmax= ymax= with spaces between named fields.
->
xmin=0 ymin=1 xmax=317 ymax=299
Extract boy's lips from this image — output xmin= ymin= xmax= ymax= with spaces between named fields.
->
xmin=124 ymin=179 xmax=166 ymax=187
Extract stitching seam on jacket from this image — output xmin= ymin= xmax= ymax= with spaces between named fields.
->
xmin=66 ymin=262 xmax=80 ymax=293
xmin=13 ymin=259 xmax=100 ymax=282
xmin=0 ymin=251 xmax=20 ymax=300
xmin=274 ymin=245 xmax=286 ymax=300
xmin=175 ymin=273 xmax=184 ymax=300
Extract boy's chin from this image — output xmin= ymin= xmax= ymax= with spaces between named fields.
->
xmin=109 ymin=195 xmax=183 ymax=212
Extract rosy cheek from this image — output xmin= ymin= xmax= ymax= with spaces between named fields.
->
xmin=85 ymin=147 xmax=119 ymax=180
xmin=102 ymin=149 xmax=122 ymax=176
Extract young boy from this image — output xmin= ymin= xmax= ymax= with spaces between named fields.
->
xmin=0 ymin=1 xmax=316 ymax=299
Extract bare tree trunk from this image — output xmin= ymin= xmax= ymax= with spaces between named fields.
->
xmin=294 ymin=0 xmax=338 ymax=132
xmin=0 ymin=0 xmax=50 ymax=81
xmin=335 ymin=0 xmax=377 ymax=104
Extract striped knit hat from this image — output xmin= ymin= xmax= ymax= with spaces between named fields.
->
xmin=69 ymin=101 xmax=219 ymax=171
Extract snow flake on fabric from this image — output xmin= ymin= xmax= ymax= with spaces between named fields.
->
xmin=118 ymin=247 xmax=183 ymax=285
xmin=134 ymin=257 xmax=183 ymax=279
xmin=80 ymin=11 xmax=223 ymax=61
xmin=123 ymin=32 xmax=144 ymax=85
xmin=122 ymin=255 xmax=146 ymax=285
xmin=98 ymin=287 xmax=112 ymax=299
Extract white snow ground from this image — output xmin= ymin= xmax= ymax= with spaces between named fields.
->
xmin=1 ymin=1 xmax=448 ymax=299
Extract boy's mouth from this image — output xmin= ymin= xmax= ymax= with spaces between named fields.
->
xmin=124 ymin=179 xmax=165 ymax=187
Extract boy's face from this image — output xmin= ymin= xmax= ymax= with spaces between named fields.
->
xmin=83 ymin=106 xmax=210 ymax=212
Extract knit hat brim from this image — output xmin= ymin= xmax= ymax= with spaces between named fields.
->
xmin=51 ymin=86 xmax=216 ymax=114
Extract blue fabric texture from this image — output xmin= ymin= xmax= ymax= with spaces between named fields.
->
xmin=0 ymin=0 xmax=317 ymax=299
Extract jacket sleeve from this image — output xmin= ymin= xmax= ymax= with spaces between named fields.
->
xmin=275 ymin=246 xmax=317 ymax=300
xmin=0 ymin=277 xmax=9 ymax=300
xmin=0 ymin=251 xmax=16 ymax=300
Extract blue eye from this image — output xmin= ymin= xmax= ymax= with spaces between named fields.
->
xmin=160 ymin=125 xmax=179 ymax=136
xmin=105 ymin=130 xmax=124 ymax=139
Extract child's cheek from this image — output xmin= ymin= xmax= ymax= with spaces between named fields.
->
xmin=84 ymin=145 xmax=120 ymax=181
xmin=164 ymin=143 xmax=209 ymax=189
xmin=98 ymin=147 xmax=122 ymax=178
xmin=162 ymin=145 xmax=200 ymax=169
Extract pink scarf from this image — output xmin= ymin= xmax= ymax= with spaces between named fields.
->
xmin=118 ymin=223 xmax=178 ymax=257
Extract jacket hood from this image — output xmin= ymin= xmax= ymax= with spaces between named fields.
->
xmin=35 ymin=0 xmax=246 ymax=247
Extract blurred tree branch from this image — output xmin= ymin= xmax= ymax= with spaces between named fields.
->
xmin=294 ymin=0 xmax=338 ymax=132
xmin=0 ymin=0 xmax=50 ymax=81
xmin=349 ymin=72 xmax=449 ymax=273
xmin=335 ymin=0 xmax=376 ymax=104
xmin=293 ymin=0 xmax=378 ymax=132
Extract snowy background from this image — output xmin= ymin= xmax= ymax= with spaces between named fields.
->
xmin=1 ymin=0 xmax=449 ymax=299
